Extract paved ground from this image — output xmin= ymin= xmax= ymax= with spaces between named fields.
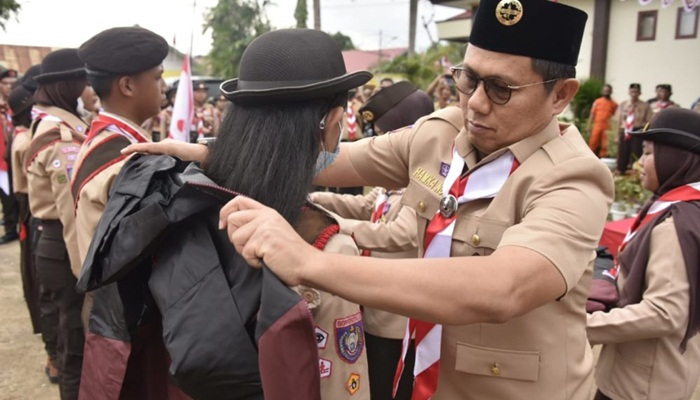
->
xmin=1 ymin=236 xmax=699 ymax=400
xmin=0 ymin=240 xmax=58 ymax=400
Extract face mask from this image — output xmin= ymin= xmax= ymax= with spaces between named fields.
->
xmin=313 ymin=120 xmax=342 ymax=175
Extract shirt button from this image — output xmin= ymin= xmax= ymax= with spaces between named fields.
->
xmin=417 ymin=201 xmax=426 ymax=213
xmin=471 ymin=234 xmax=481 ymax=246
xmin=491 ymin=363 xmax=500 ymax=376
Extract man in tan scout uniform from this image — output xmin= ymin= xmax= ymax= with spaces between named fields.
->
xmin=27 ymin=48 xmax=89 ymax=400
xmin=218 ymin=1 xmax=614 ymax=399
xmin=616 ymin=83 xmax=653 ymax=174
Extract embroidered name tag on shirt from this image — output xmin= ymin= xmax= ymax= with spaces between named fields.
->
xmin=412 ymin=166 xmax=443 ymax=195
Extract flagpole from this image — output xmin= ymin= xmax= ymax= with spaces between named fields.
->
xmin=190 ymin=0 xmax=196 ymax=65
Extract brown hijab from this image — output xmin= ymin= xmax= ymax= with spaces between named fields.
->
xmin=618 ymin=141 xmax=700 ymax=352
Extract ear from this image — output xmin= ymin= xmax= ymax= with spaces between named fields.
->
xmin=551 ymin=78 xmax=579 ymax=115
xmin=117 ymin=76 xmax=135 ymax=98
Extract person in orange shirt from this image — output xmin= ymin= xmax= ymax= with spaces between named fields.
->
xmin=587 ymin=84 xmax=618 ymax=157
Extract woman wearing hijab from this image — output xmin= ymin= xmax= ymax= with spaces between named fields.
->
xmin=587 ymin=108 xmax=700 ymax=400
xmin=27 ymin=48 xmax=89 ymax=400
xmin=82 ymin=29 xmax=372 ymax=399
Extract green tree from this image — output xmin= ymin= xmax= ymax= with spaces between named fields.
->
xmin=377 ymin=42 xmax=465 ymax=90
xmin=295 ymin=0 xmax=308 ymax=28
xmin=0 ymin=0 xmax=20 ymax=30
xmin=204 ymin=0 xmax=271 ymax=78
xmin=330 ymin=31 xmax=355 ymax=50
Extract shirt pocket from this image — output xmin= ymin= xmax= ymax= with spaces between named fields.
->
xmin=455 ymin=342 xmax=540 ymax=382
xmin=452 ymin=215 xmax=509 ymax=256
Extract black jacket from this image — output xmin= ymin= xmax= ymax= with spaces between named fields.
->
xmin=77 ymin=155 xmax=321 ymax=400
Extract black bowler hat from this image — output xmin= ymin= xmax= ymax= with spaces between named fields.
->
xmin=35 ymin=48 xmax=86 ymax=84
xmin=360 ymin=81 xmax=434 ymax=132
xmin=78 ymin=27 xmax=169 ymax=76
xmin=8 ymin=85 xmax=34 ymax=116
xmin=629 ymin=83 xmax=641 ymax=90
xmin=220 ymin=29 xmax=372 ymax=104
xmin=20 ymin=64 xmax=41 ymax=92
xmin=0 ymin=68 xmax=18 ymax=80
xmin=469 ymin=0 xmax=587 ymax=66
xmin=630 ymin=108 xmax=700 ymax=155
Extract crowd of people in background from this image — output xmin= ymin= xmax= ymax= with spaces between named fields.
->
xmin=0 ymin=0 xmax=700 ymax=398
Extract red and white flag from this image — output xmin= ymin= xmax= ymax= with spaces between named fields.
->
xmin=169 ymin=56 xmax=194 ymax=142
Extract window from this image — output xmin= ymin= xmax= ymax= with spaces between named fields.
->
xmin=637 ymin=10 xmax=658 ymax=41
xmin=676 ymin=7 xmax=699 ymax=39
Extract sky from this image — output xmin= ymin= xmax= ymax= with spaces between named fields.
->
xmin=0 ymin=0 xmax=464 ymax=57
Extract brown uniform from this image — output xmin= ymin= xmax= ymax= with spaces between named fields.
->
xmin=297 ymin=204 xmax=370 ymax=399
xmin=27 ymin=106 xmax=87 ymax=274
xmin=193 ymin=103 xmax=219 ymax=137
xmin=26 ymin=105 xmax=87 ymax=400
xmin=347 ymin=107 xmax=614 ymax=399
xmin=616 ymin=100 xmax=653 ymax=173
xmin=73 ymin=112 xmax=152 ymax=267
xmin=588 ymin=218 xmax=700 ymax=400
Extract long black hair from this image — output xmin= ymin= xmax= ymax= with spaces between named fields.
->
xmin=34 ymin=78 xmax=87 ymax=118
xmin=207 ymin=93 xmax=345 ymax=224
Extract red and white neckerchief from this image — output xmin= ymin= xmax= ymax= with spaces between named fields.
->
xmin=624 ymin=104 xmax=636 ymax=140
xmin=393 ymin=147 xmax=519 ymax=400
xmin=346 ymin=104 xmax=357 ymax=141
xmin=619 ymin=181 xmax=700 ymax=254
xmin=360 ymin=190 xmax=391 ymax=257
xmin=31 ymin=106 xmax=49 ymax=122
xmin=85 ymin=112 xmax=149 ymax=144
xmin=654 ymin=101 xmax=672 ymax=111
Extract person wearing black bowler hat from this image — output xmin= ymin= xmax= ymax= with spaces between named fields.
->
xmin=26 ymin=47 xmax=90 ymax=400
xmin=85 ymin=28 xmax=372 ymax=399
xmin=212 ymin=0 xmax=614 ymax=399
xmin=588 ymin=108 xmax=700 ymax=400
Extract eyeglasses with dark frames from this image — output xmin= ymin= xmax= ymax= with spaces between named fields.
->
xmin=450 ymin=65 xmax=559 ymax=105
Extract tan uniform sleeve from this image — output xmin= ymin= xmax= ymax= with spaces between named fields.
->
xmin=498 ymin=156 xmax=613 ymax=293
xmin=347 ymin=126 xmax=416 ymax=189
xmin=42 ymin=140 xmax=82 ymax=276
xmin=587 ymin=219 xmax=690 ymax=344
xmin=309 ymin=187 xmax=378 ymax=220
xmin=75 ymin=160 xmax=124 ymax=267
xmin=11 ymin=132 xmax=29 ymax=194
xmin=348 ymin=201 xmax=418 ymax=252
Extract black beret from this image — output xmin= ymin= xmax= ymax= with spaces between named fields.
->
xmin=35 ymin=48 xmax=86 ymax=84
xmin=656 ymin=84 xmax=672 ymax=92
xmin=8 ymin=85 xmax=34 ymax=116
xmin=630 ymin=108 xmax=700 ymax=155
xmin=0 ymin=68 xmax=18 ymax=80
xmin=360 ymin=81 xmax=417 ymax=123
xmin=469 ymin=0 xmax=587 ymax=66
xmin=78 ymin=27 xmax=169 ymax=76
xmin=20 ymin=64 xmax=41 ymax=92
xmin=629 ymin=83 xmax=641 ymax=90
xmin=360 ymin=81 xmax=434 ymax=132
xmin=193 ymin=81 xmax=207 ymax=91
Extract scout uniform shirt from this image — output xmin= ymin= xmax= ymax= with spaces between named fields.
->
xmin=618 ymin=100 xmax=652 ymax=131
xmin=295 ymin=203 xmax=370 ymax=399
xmin=11 ymin=125 xmax=31 ymax=195
xmin=72 ymin=112 xmax=152 ymax=267
xmin=193 ymin=103 xmax=219 ymax=137
xmin=312 ymin=186 xmax=418 ymax=340
xmin=346 ymin=107 xmax=614 ymax=400
xmin=588 ymin=217 xmax=700 ymax=400
xmin=26 ymin=106 xmax=87 ymax=276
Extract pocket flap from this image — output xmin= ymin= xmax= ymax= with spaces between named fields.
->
xmin=455 ymin=342 xmax=540 ymax=382
xmin=35 ymin=237 xmax=67 ymax=261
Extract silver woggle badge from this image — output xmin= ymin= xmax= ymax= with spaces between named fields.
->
xmin=439 ymin=194 xmax=458 ymax=218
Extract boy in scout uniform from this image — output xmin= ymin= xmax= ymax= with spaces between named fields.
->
xmin=27 ymin=48 xmax=89 ymax=400
xmin=0 ymin=67 xmax=19 ymax=244
xmin=192 ymin=81 xmax=219 ymax=139
xmin=649 ymin=83 xmax=678 ymax=113
xmin=616 ymin=83 xmax=653 ymax=174
xmin=72 ymin=27 xmax=190 ymax=400
xmin=216 ymin=1 xmax=614 ymax=399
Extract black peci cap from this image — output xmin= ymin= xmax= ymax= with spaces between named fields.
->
xmin=469 ymin=0 xmax=587 ymax=66
xmin=34 ymin=48 xmax=86 ymax=84
xmin=630 ymin=108 xmax=700 ymax=155
xmin=78 ymin=27 xmax=169 ymax=76
xmin=656 ymin=83 xmax=672 ymax=92
xmin=629 ymin=83 xmax=641 ymax=90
